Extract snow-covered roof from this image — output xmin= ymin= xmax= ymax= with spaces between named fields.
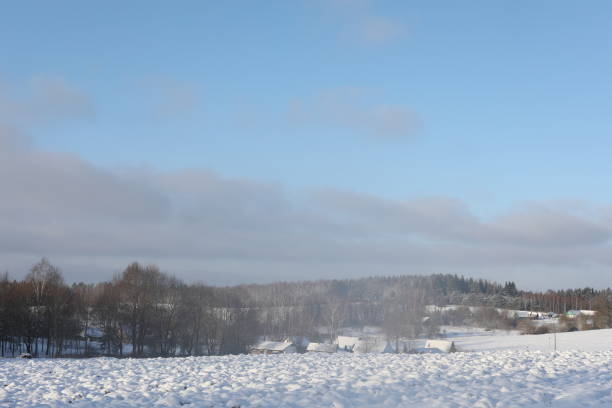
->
xmin=426 ymin=305 xmax=480 ymax=314
xmin=251 ymin=341 xmax=294 ymax=352
xmin=336 ymin=336 xmax=360 ymax=350
xmin=580 ymin=310 xmax=596 ymax=316
xmin=565 ymin=310 xmax=596 ymax=318
xmin=306 ymin=343 xmax=337 ymax=353
xmin=284 ymin=336 xmax=310 ymax=347
xmin=513 ymin=311 xmax=538 ymax=318
xmin=353 ymin=340 xmax=394 ymax=354
xmin=425 ymin=340 xmax=455 ymax=353
xmin=362 ymin=326 xmax=382 ymax=334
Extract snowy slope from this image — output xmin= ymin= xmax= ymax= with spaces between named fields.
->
xmin=1 ymin=350 xmax=612 ymax=407
xmin=446 ymin=327 xmax=612 ymax=352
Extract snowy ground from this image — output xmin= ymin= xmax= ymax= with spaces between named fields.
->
xmin=1 ymin=329 xmax=611 ymax=407
xmin=1 ymin=350 xmax=612 ymax=407
xmin=338 ymin=326 xmax=612 ymax=354
xmin=444 ymin=327 xmax=612 ymax=352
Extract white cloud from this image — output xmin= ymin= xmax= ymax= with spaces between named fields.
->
xmin=0 ymin=76 xmax=94 ymax=126
xmin=287 ymin=87 xmax=421 ymax=139
xmin=140 ymin=77 xmax=201 ymax=120
xmin=356 ymin=16 xmax=407 ymax=45
xmin=322 ymin=0 xmax=407 ymax=46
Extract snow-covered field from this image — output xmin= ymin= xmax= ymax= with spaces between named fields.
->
xmin=1 ymin=329 xmax=611 ymax=407
xmin=1 ymin=350 xmax=611 ymax=407
xmin=447 ymin=327 xmax=612 ymax=352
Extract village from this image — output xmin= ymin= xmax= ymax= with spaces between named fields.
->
xmin=248 ymin=306 xmax=598 ymax=356
xmin=250 ymin=334 xmax=456 ymax=355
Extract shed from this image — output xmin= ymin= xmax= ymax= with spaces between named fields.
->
xmin=250 ymin=341 xmax=297 ymax=355
xmin=353 ymin=339 xmax=394 ymax=354
xmin=336 ymin=336 xmax=361 ymax=352
xmin=425 ymin=340 xmax=456 ymax=353
xmin=306 ymin=343 xmax=337 ymax=353
xmin=565 ymin=310 xmax=581 ymax=318
xmin=579 ymin=310 xmax=596 ymax=316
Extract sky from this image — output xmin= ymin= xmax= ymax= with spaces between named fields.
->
xmin=1 ymin=0 xmax=612 ymax=289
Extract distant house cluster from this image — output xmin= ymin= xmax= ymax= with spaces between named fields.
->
xmin=305 ymin=343 xmax=337 ymax=353
xmin=510 ymin=311 xmax=557 ymax=319
xmin=249 ymin=336 xmax=456 ymax=355
xmin=565 ymin=310 xmax=596 ymax=319
xmin=427 ymin=304 xmax=598 ymax=321
xmin=249 ymin=341 xmax=297 ymax=355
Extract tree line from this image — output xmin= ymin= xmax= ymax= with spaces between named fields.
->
xmin=0 ymin=259 xmax=257 ymax=357
xmin=1 ymin=259 xmax=611 ymax=357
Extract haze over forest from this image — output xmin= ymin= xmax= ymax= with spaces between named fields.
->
xmin=2 ymin=1 xmax=612 ymax=290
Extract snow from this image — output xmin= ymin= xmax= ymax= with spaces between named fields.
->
xmin=445 ymin=327 xmax=612 ymax=352
xmin=336 ymin=336 xmax=360 ymax=351
xmin=424 ymin=340 xmax=455 ymax=353
xmin=251 ymin=341 xmax=296 ymax=353
xmin=1 ymin=350 xmax=612 ymax=407
xmin=306 ymin=343 xmax=337 ymax=353
xmin=1 ymin=329 xmax=611 ymax=407
xmin=352 ymin=339 xmax=394 ymax=354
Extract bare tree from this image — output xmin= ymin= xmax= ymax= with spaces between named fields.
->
xmin=324 ymin=301 xmax=345 ymax=342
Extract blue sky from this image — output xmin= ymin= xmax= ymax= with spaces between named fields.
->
xmin=2 ymin=1 xmax=612 ymax=287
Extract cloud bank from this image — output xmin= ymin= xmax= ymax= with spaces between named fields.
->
xmin=0 ymin=76 xmax=94 ymax=126
xmin=0 ymin=76 xmax=608 ymax=289
xmin=1 ymin=127 xmax=612 ymax=289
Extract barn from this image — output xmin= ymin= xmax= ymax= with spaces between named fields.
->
xmin=424 ymin=340 xmax=456 ymax=353
xmin=336 ymin=336 xmax=361 ymax=352
xmin=249 ymin=341 xmax=297 ymax=355
xmin=306 ymin=343 xmax=337 ymax=353
xmin=353 ymin=340 xmax=394 ymax=354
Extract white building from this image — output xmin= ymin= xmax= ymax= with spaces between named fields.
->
xmin=424 ymin=340 xmax=456 ymax=353
xmin=336 ymin=336 xmax=361 ymax=352
xmin=306 ymin=343 xmax=337 ymax=353
xmin=250 ymin=341 xmax=297 ymax=355
xmin=353 ymin=339 xmax=394 ymax=354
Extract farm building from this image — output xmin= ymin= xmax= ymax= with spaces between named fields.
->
xmin=353 ymin=339 xmax=394 ymax=354
xmin=306 ymin=343 xmax=337 ymax=353
xmin=566 ymin=310 xmax=581 ymax=318
xmin=579 ymin=310 xmax=597 ymax=316
xmin=249 ymin=341 xmax=297 ymax=355
xmin=336 ymin=336 xmax=361 ymax=352
xmin=424 ymin=340 xmax=456 ymax=353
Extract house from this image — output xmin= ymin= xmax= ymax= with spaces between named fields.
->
xmin=283 ymin=336 xmax=310 ymax=352
xmin=353 ymin=339 xmax=394 ymax=354
xmin=511 ymin=310 xmax=539 ymax=319
xmin=249 ymin=341 xmax=297 ymax=355
xmin=306 ymin=343 xmax=337 ymax=353
xmin=565 ymin=310 xmax=581 ymax=318
xmin=579 ymin=310 xmax=596 ymax=316
xmin=336 ymin=336 xmax=361 ymax=352
xmin=565 ymin=310 xmax=596 ymax=323
xmin=424 ymin=340 xmax=456 ymax=353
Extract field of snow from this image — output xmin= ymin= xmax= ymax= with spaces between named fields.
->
xmin=1 ymin=329 xmax=610 ymax=407
xmin=2 ymin=349 xmax=612 ymax=407
xmin=445 ymin=327 xmax=612 ymax=352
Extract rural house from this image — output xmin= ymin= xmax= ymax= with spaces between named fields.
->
xmin=425 ymin=340 xmax=456 ymax=353
xmin=249 ymin=341 xmax=297 ymax=355
xmin=306 ymin=343 xmax=337 ymax=353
